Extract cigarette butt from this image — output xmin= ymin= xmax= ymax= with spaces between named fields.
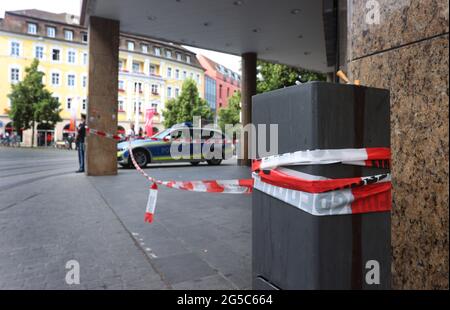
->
xmin=354 ymin=80 xmax=361 ymax=86
xmin=336 ymin=70 xmax=350 ymax=83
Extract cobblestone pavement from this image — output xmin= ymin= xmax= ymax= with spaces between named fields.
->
xmin=0 ymin=147 xmax=251 ymax=290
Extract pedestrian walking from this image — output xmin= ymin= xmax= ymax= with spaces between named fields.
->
xmin=75 ymin=114 xmax=86 ymax=173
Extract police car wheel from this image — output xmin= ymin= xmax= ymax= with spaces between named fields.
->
xmin=207 ymin=159 xmax=222 ymax=166
xmin=190 ymin=161 xmax=200 ymax=166
xmin=133 ymin=149 xmax=149 ymax=168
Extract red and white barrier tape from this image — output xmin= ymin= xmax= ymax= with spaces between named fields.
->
xmin=257 ymin=147 xmax=390 ymax=170
xmin=87 ymin=128 xmax=392 ymax=223
xmin=127 ymin=139 xmax=253 ymax=222
xmin=86 ymin=127 xmax=122 ymax=141
xmin=253 ymin=170 xmax=391 ymax=216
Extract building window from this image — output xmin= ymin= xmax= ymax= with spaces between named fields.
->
xmin=151 ymin=84 xmax=158 ymax=95
xmin=134 ymin=82 xmax=142 ymax=93
xmin=118 ymin=60 xmax=124 ymax=71
xmin=175 ymin=69 xmax=180 ymax=79
xmin=219 ymin=84 xmax=223 ymax=98
xmin=82 ymin=76 xmax=87 ymax=88
xmin=133 ymin=102 xmax=142 ymax=113
xmin=166 ymin=50 xmax=172 ymax=58
xmin=67 ymin=74 xmax=76 ymax=87
xmin=167 ymin=87 xmax=172 ymax=98
xmin=83 ymin=53 xmax=88 ymax=65
xmin=176 ymin=53 xmax=182 ymax=61
xmin=141 ymin=44 xmax=148 ymax=53
xmin=10 ymin=68 xmax=20 ymax=83
xmin=67 ymin=98 xmax=72 ymax=109
xmin=196 ymin=74 xmax=200 ymax=84
xmin=175 ymin=88 xmax=180 ymax=97
xmin=151 ymin=103 xmax=158 ymax=108
xmin=47 ymin=26 xmax=56 ymax=38
xmin=35 ymin=46 xmax=44 ymax=59
xmin=82 ymin=99 xmax=87 ymax=110
xmin=167 ymin=67 xmax=172 ymax=78
xmin=186 ymin=55 xmax=191 ymax=63
xmin=52 ymin=48 xmax=60 ymax=61
xmin=190 ymin=72 xmax=194 ymax=79
xmin=132 ymin=62 xmax=140 ymax=73
xmin=28 ymin=23 xmax=37 ymax=35
xmin=154 ymin=47 xmax=161 ymax=56
xmin=68 ymin=50 xmax=76 ymax=63
xmin=118 ymin=100 xmax=124 ymax=111
xmin=127 ymin=41 xmax=135 ymax=51
xmin=182 ymin=71 xmax=187 ymax=79
xmin=227 ymin=88 xmax=230 ymax=97
xmin=10 ymin=42 xmax=20 ymax=56
xmin=118 ymin=80 xmax=124 ymax=90
xmin=51 ymin=72 xmax=60 ymax=85
xmin=149 ymin=64 xmax=156 ymax=75
xmin=81 ymin=32 xmax=88 ymax=43
xmin=64 ymin=30 xmax=74 ymax=41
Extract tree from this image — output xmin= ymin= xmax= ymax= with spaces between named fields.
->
xmin=8 ymin=59 xmax=62 ymax=146
xmin=257 ymin=60 xmax=326 ymax=94
xmin=218 ymin=91 xmax=241 ymax=131
xmin=34 ymin=96 xmax=62 ymax=128
xmin=162 ymin=78 xmax=213 ymax=128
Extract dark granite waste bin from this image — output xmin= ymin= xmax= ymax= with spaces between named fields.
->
xmin=252 ymin=82 xmax=391 ymax=290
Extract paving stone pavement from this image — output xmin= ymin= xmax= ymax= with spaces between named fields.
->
xmin=0 ymin=147 xmax=252 ymax=290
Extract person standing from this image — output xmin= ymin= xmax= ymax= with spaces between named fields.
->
xmin=75 ymin=114 xmax=86 ymax=173
xmin=126 ymin=124 xmax=135 ymax=141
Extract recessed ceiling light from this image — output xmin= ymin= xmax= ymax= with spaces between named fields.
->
xmin=291 ymin=9 xmax=301 ymax=15
xmin=233 ymin=0 xmax=243 ymax=6
xmin=252 ymin=28 xmax=261 ymax=33
xmin=203 ymin=22 xmax=211 ymax=27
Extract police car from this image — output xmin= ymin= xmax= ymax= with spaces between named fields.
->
xmin=117 ymin=123 xmax=233 ymax=168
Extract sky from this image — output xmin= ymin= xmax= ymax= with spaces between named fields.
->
xmin=0 ymin=0 xmax=242 ymax=73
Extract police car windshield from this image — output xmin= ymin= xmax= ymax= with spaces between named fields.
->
xmin=151 ymin=129 xmax=171 ymax=139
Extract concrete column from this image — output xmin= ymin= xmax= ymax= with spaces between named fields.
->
xmin=238 ymin=52 xmax=257 ymax=166
xmin=86 ymin=16 xmax=120 ymax=176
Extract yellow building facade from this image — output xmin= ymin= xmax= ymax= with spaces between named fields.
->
xmin=0 ymin=10 xmax=205 ymax=146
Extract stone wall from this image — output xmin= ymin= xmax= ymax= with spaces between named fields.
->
xmin=347 ymin=0 xmax=448 ymax=289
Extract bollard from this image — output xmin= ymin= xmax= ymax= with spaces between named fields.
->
xmin=252 ymin=82 xmax=391 ymax=290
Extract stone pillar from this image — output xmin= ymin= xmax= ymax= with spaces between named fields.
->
xmin=346 ymin=0 xmax=448 ymax=289
xmin=86 ymin=16 xmax=120 ymax=176
xmin=238 ymin=52 xmax=257 ymax=166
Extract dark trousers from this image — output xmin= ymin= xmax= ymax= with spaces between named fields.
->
xmin=77 ymin=142 xmax=85 ymax=171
